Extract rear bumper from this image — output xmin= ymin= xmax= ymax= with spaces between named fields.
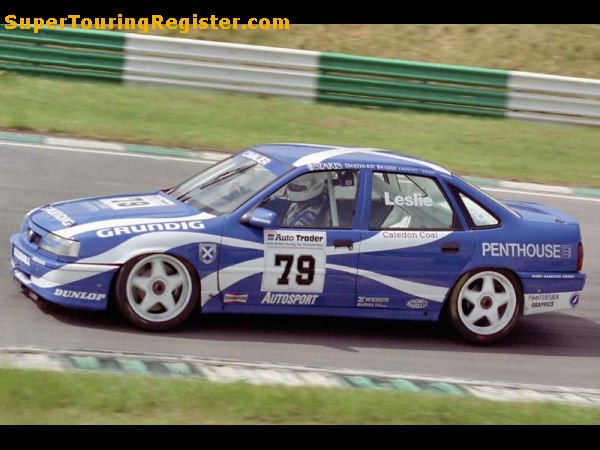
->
xmin=519 ymin=271 xmax=586 ymax=316
xmin=10 ymin=233 xmax=117 ymax=311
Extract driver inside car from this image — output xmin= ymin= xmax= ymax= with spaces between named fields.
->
xmin=282 ymin=173 xmax=331 ymax=228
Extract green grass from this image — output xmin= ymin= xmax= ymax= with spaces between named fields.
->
xmin=1 ymin=368 xmax=599 ymax=424
xmin=153 ymin=24 xmax=600 ymax=78
xmin=2 ymin=73 xmax=600 ymax=187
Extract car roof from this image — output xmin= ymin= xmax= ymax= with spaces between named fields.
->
xmin=250 ymin=143 xmax=451 ymax=175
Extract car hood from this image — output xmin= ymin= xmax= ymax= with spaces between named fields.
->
xmin=29 ymin=191 xmax=215 ymax=237
xmin=504 ymin=200 xmax=579 ymax=225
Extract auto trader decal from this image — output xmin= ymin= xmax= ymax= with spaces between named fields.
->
xmin=261 ymin=230 xmax=326 ymax=293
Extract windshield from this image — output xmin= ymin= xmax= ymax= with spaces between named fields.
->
xmin=455 ymin=175 xmax=521 ymax=218
xmin=169 ymin=155 xmax=278 ymax=216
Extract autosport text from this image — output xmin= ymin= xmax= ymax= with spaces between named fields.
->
xmin=53 ymin=288 xmax=107 ymax=301
xmin=96 ymin=220 xmax=205 ymax=238
xmin=482 ymin=242 xmax=571 ymax=259
xmin=41 ymin=206 xmax=75 ymax=227
xmin=261 ymin=292 xmax=319 ymax=305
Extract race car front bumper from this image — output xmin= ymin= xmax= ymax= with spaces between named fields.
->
xmin=10 ymin=232 xmax=118 ymax=311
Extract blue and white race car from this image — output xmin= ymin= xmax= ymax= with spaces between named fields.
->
xmin=10 ymin=144 xmax=586 ymax=343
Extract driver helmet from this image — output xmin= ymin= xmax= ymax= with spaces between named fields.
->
xmin=287 ymin=173 xmax=327 ymax=202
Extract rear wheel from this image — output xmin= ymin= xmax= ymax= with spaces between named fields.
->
xmin=448 ymin=270 xmax=522 ymax=344
xmin=115 ymin=253 xmax=199 ymax=331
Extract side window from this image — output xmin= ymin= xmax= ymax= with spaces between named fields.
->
xmin=458 ymin=192 xmax=500 ymax=227
xmin=370 ymin=172 xmax=454 ymax=229
xmin=262 ymin=170 xmax=359 ymax=229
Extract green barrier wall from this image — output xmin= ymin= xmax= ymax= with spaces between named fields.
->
xmin=318 ymin=52 xmax=510 ymax=116
xmin=0 ymin=27 xmax=125 ymax=82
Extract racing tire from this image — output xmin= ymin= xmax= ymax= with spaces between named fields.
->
xmin=114 ymin=253 xmax=200 ymax=331
xmin=448 ymin=269 xmax=523 ymax=344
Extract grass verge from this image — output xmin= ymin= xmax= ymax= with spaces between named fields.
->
xmin=153 ymin=24 xmax=600 ymax=79
xmin=1 ymin=368 xmax=600 ymax=424
xmin=2 ymin=73 xmax=600 ymax=187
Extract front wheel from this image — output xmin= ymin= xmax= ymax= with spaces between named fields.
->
xmin=114 ymin=253 xmax=199 ymax=331
xmin=448 ymin=270 xmax=522 ymax=344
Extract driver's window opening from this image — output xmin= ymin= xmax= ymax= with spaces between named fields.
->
xmin=370 ymin=172 xmax=454 ymax=230
xmin=262 ymin=170 xmax=359 ymax=229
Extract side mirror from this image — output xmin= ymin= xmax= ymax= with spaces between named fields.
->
xmin=241 ymin=207 xmax=279 ymax=229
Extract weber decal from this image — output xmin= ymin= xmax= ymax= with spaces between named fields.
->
xmin=357 ymin=296 xmax=389 ymax=308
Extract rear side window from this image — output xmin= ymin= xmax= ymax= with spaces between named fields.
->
xmin=370 ymin=172 xmax=454 ymax=229
xmin=459 ymin=193 xmax=499 ymax=227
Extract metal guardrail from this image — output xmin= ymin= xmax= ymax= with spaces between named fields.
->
xmin=1 ymin=27 xmax=599 ymax=126
xmin=123 ymin=33 xmax=320 ymax=99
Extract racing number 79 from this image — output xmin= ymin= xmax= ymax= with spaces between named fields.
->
xmin=275 ymin=254 xmax=315 ymax=286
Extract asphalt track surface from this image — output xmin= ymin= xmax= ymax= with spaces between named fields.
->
xmin=1 ymin=141 xmax=599 ymax=389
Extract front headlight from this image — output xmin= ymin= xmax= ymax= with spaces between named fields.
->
xmin=39 ymin=233 xmax=80 ymax=258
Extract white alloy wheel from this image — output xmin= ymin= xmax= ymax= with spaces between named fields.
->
xmin=115 ymin=253 xmax=199 ymax=331
xmin=449 ymin=270 xmax=522 ymax=343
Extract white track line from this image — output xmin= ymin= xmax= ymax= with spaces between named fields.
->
xmin=483 ymin=187 xmax=600 ymax=203
xmin=1 ymin=141 xmax=211 ymax=164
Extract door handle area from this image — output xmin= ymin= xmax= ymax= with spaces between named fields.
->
xmin=441 ymin=242 xmax=461 ymax=253
xmin=334 ymin=239 xmax=354 ymax=250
